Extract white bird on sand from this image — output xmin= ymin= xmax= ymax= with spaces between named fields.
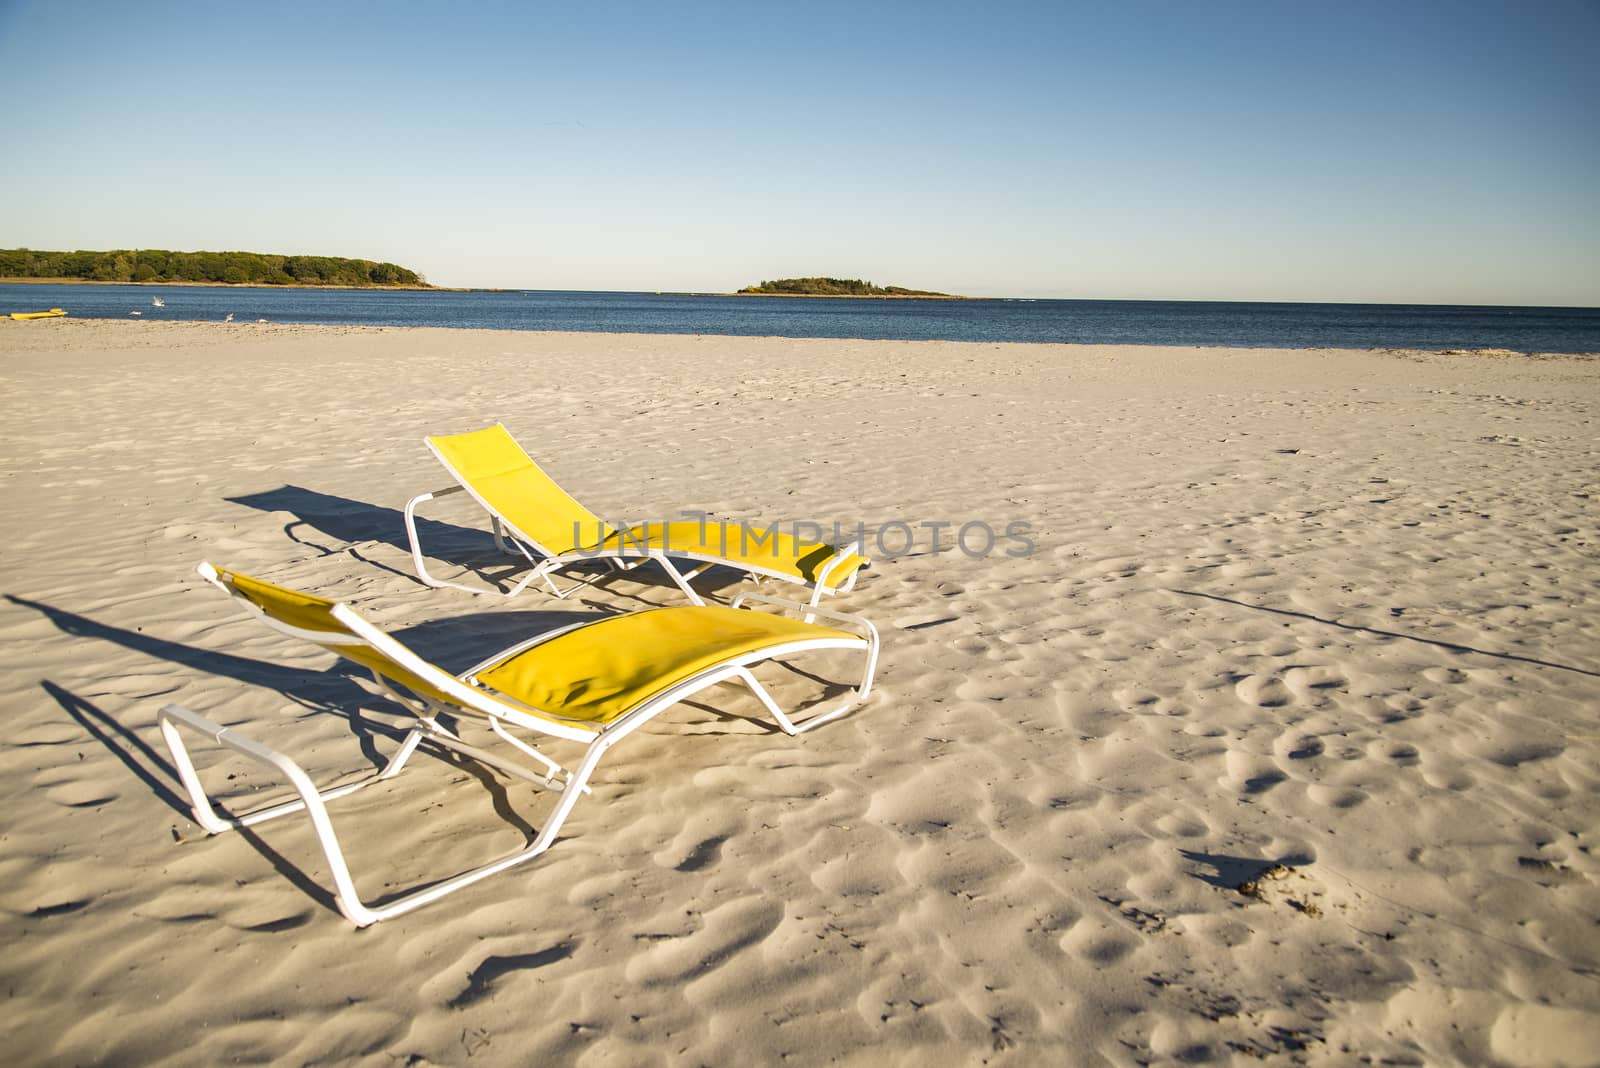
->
xmin=223 ymin=313 xmax=234 ymax=322
xmin=152 ymin=296 xmax=165 ymax=307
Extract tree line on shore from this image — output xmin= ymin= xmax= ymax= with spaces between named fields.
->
xmin=738 ymin=277 xmax=951 ymax=297
xmin=0 ymin=248 xmax=427 ymax=287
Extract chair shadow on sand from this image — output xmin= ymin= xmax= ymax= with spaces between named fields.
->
xmin=13 ymin=593 xmax=631 ymax=914
xmin=226 ymin=485 xmax=471 ymax=558
xmin=15 ymin=591 xmax=802 ymax=916
xmin=225 ymin=484 xmax=745 ymax=603
xmin=43 ymin=679 xmax=339 ymax=921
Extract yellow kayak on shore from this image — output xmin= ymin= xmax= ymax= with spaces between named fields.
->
xmin=9 ymin=308 xmax=68 ymax=320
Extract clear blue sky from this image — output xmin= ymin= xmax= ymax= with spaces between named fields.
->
xmin=1 ymin=0 xmax=1595 ymax=303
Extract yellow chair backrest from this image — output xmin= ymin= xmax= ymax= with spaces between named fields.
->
xmin=427 ymin=424 xmax=612 ymax=555
xmin=209 ymin=566 xmax=455 ymax=706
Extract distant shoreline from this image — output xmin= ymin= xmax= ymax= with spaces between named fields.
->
xmin=0 ymin=276 xmax=496 ymax=293
xmin=727 ymin=291 xmax=984 ymax=301
xmin=2 ymin=278 xmax=980 ymax=299
xmin=735 ymin=277 xmax=972 ymax=299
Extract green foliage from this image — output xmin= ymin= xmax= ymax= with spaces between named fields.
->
xmin=737 ymin=277 xmax=950 ymax=297
xmin=0 ymin=248 xmax=428 ymax=287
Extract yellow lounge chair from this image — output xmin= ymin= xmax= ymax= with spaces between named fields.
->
xmin=404 ymin=423 xmax=869 ymax=607
xmin=159 ymin=562 xmax=878 ymax=926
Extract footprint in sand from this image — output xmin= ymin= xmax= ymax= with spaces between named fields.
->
xmin=1233 ymin=674 xmax=1292 ymax=708
xmin=661 ymin=835 xmax=728 ymax=873
xmin=1154 ymin=812 xmax=1210 ymax=839
xmin=1421 ymin=762 xmax=1475 ymax=791
xmin=1481 ymin=741 xmax=1564 ymax=768
xmin=1380 ymin=694 xmax=1425 ymax=722
xmin=1216 ymin=748 xmax=1292 ymax=796
xmin=1058 ymin=921 xmax=1141 ymax=965
xmin=1379 ymin=742 xmax=1420 ymax=766
xmin=1283 ymin=665 xmax=1348 ymax=696
xmin=1222 ymin=751 xmax=1289 ymax=795
xmin=1307 ymin=785 xmax=1367 ymax=809
xmin=1242 ymin=770 xmax=1289 ymax=794
xmin=1282 ymin=735 xmax=1326 ymax=761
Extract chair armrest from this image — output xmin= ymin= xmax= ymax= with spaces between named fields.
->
xmin=813 ymin=538 xmax=868 ymax=590
xmin=730 ymin=591 xmax=878 ymax=644
xmin=411 ymin=484 xmax=465 ymax=505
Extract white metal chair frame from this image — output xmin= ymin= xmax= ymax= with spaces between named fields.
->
xmin=159 ymin=567 xmax=879 ymax=927
xmin=405 ymin=451 xmax=867 ymax=609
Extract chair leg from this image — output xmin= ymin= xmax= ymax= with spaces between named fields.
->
xmin=652 ymin=555 xmax=708 ymax=606
xmin=728 ymin=594 xmax=880 ymax=702
xmin=158 ymin=704 xmax=608 ymax=927
xmin=728 ymin=667 xmax=866 ymax=735
xmin=159 ymin=705 xmax=426 ymax=925
xmin=539 ymin=564 xmax=623 ymax=599
xmin=491 ymin=517 xmax=518 ymax=556
xmin=406 ymin=487 xmax=548 ymax=598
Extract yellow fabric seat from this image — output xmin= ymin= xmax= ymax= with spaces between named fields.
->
xmin=597 ymin=522 xmax=869 ymax=585
xmin=216 ymin=567 xmax=456 ymax=707
xmin=475 ymin=605 xmax=855 ymax=725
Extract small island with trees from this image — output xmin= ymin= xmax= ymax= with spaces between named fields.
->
xmin=736 ymin=277 xmax=963 ymax=298
xmin=0 ymin=248 xmax=431 ymax=288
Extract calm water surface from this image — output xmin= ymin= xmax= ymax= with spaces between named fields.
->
xmin=4 ymin=284 xmax=1597 ymax=353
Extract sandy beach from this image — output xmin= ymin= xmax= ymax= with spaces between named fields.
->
xmin=1 ymin=319 xmax=1596 ymax=1064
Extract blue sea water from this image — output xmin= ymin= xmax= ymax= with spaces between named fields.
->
xmin=4 ymin=283 xmax=1598 ymax=353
